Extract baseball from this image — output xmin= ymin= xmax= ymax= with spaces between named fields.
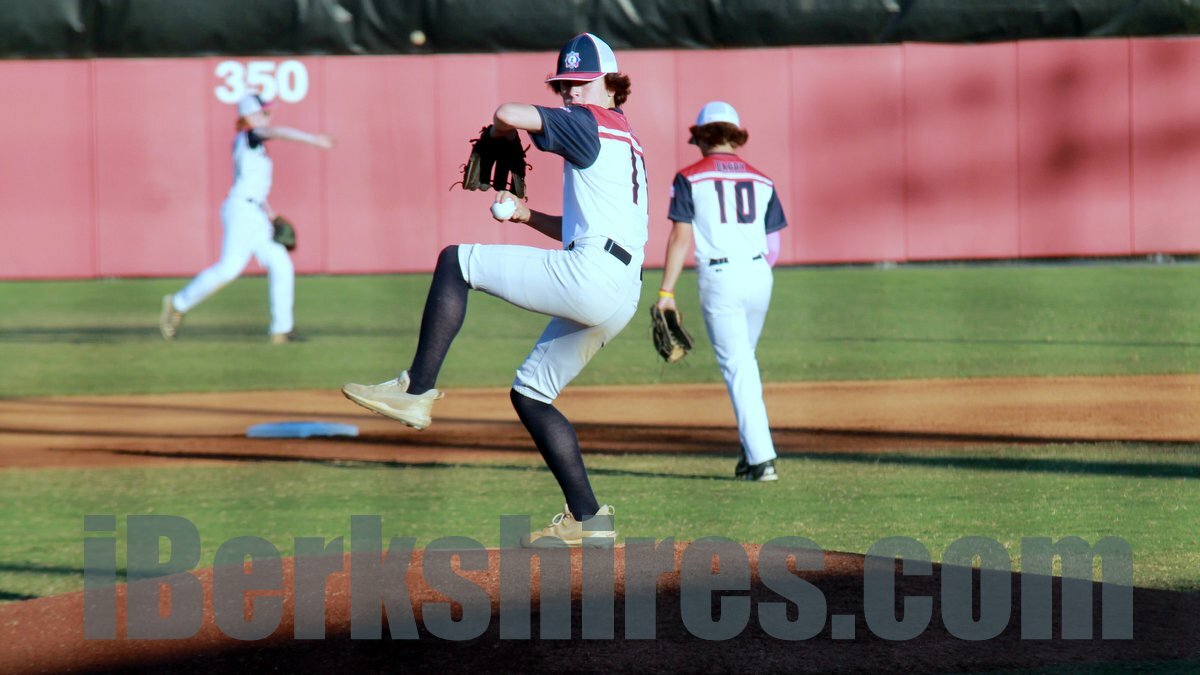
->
xmin=410 ymin=30 xmax=427 ymax=46
xmin=491 ymin=199 xmax=517 ymax=220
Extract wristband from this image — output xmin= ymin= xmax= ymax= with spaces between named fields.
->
xmin=658 ymin=289 xmax=675 ymax=299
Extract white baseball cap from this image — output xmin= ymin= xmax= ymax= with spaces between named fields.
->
xmin=545 ymin=33 xmax=619 ymax=83
xmin=236 ymin=93 xmax=273 ymax=117
xmin=695 ymin=101 xmax=741 ymax=128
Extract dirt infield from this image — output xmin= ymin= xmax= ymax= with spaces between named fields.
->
xmin=5 ymin=374 xmax=1200 ymax=471
xmin=1 ymin=375 xmax=1198 ymax=672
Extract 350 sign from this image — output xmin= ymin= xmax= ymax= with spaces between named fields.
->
xmin=214 ymin=60 xmax=309 ymax=104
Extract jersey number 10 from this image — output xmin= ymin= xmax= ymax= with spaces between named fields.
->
xmin=713 ymin=180 xmax=756 ymax=224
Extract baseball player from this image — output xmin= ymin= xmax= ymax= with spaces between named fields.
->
xmin=159 ymin=94 xmax=334 ymax=344
xmin=657 ymin=101 xmax=788 ymax=481
xmin=343 ymin=33 xmax=646 ymax=547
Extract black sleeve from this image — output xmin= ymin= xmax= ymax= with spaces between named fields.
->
xmin=529 ymin=106 xmax=602 ymax=168
xmin=765 ymin=190 xmax=788 ymax=233
xmin=667 ymin=173 xmax=694 ymax=223
xmin=247 ymin=130 xmax=266 ymax=149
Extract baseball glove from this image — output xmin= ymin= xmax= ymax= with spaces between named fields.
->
xmin=650 ymin=305 xmax=694 ymax=364
xmin=272 ymin=215 xmax=296 ymax=251
xmin=462 ymin=125 xmax=528 ymax=199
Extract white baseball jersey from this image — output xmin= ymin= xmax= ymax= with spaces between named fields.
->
xmin=531 ymin=104 xmax=649 ymax=251
xmin=668 ymin=153 xmax=787 ymax=264
xmin=455 ymin=103 xmax=648 ymax=405
xmin=228 ymin=130 xmax=273 ymax=204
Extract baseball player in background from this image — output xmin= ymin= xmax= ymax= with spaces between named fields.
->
xmin=343 ymin=33 xmax=646 ymax=547
xmin=657 ymin=102 xmax=788 ymax=481
xmin=159 ymin=94 xmax=334 ymax=344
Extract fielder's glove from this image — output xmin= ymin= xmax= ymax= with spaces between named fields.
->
xmin=462 ymin=125 xmax=528 ymax=199
xmin=650 ymin=305 xmax=694 ymax=364
xmin=272 ymin=215 xmax=297 ymax=251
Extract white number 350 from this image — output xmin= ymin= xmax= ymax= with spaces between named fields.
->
xmin=214 ymin=60 xmax=309 ymax=105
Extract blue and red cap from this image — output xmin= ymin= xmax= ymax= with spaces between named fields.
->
xmin=545 ymin=33 xmax=619 ymax=83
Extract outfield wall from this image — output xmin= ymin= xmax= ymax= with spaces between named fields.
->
xmin=4 ymin=37 xmax=1200 ymax=280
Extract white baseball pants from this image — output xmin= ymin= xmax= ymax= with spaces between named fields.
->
xmin=458 ymin=236 xmax=643 ymax=404
xmin=697 ymin=256 xmax=777 ymax=465
xmin=173 ymin=198 xmax=294 ymax=336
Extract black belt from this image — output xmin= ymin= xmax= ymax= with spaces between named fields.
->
xmin=709 ymin=254 xmax=764 ymax=266
xmin=568 ymin=238 xmax=632 ymax=266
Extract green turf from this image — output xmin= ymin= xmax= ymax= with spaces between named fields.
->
xmin=4 ymin=263 xmax=1200 ymax=396
xmin=2 ymin=265 xmax=1199 ymax=622
xmin=0 ymin=443 xmax=1196 ymax=601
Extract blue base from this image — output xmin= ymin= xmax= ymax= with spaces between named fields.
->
xmin=246 ymin=421 xmax=359 ymax=439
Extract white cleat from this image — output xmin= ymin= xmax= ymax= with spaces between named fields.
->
xmin=522 ymin=504 xmax=617 ymax=548
xmin=341 ymin=371 xmax=443 ymax=430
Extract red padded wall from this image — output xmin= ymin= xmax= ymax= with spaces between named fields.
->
xmin=1131 ymin=38 xmax=1200 ymax=255
xmin=1017 ymin=39 xmax=1132 ymax=257
xmin=4 ymin=37 xmax=1200 ymax=280
xmin=790 ymin=46 xmax=907 ymax=264
xmin=0 ymin=61 xmax=95 ymax=279
xmin=904 ymin=43 xmax=1020 ymax=261
xmin=322 ymin=56 xmax=440 ymax=274
xmin=92 ymin=60 xmax=213 ymax=278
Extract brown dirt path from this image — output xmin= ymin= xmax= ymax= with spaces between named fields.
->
xmin=3 ymin=375 xmax=1200 ymax=470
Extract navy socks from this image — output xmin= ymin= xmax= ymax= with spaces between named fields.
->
xmin=407 ymin=246 xmax=469 ymax=394
xmin=510 ymin=388 xmax=600 ymax=520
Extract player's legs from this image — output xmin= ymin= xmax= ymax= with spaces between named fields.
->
xmin=746 ymin=269 xmax=774 ymax=350
xmin=699 ymin=264 xmax=777 ymax=466
xmin=173 ymin=201 xmax=257 ymax=313
xmin=459 ymin=239 xmax=642 ymax=327
xmin=406 ymin=239 xmax=638 ymax=392
xmin=253 ymin=239 xmax=295 ymax=336
xmin=510 ymin=292 xmax=640 ymax=520
xmin=510 ymin=389 xmax=599 ymax=520
xmin=406 ymin=246 xmax=470 ymax=394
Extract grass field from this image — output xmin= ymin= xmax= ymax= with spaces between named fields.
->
xmin=1 ymin=263 xmax=1199 ymax=604
xmin=1 ymin=444 xmax=1196 ymax=601
xmin=4 ymin=263 xmax=1200 ymax=396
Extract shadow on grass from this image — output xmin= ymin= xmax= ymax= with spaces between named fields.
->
xmin=98 ymin=450 xmax=741 ymax=482
xmin=783 ymin=450 xmax=1200 ymax=480
xmin=0 ymin=325 xmax=399 ymax=344
xmin=806 ymin=334 xmax=1200 ymax=349
xmin=0 ymin=563 xmax=84 ymax=577
xmin=0 ymin=563 xmax=82 ymax=604
xmin=93 ymin=443 xmax=1200 ymax=481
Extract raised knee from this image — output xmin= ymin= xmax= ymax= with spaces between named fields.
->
xmin=437 ymin=245 xmax=465 ymax=282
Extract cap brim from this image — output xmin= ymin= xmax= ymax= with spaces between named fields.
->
xmin=545 ymin=72 xmax=607 ymax=83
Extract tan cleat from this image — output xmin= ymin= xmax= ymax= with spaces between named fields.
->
xmin=522 ymin=504 xmax=616 ymax=548
xmin=270 ymin=332 xmax=305 ymax=345
xmin=341 ymin=371 xmax=444 ymax=430
xmin=159 ymin=294 xmax=184 ymax=341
